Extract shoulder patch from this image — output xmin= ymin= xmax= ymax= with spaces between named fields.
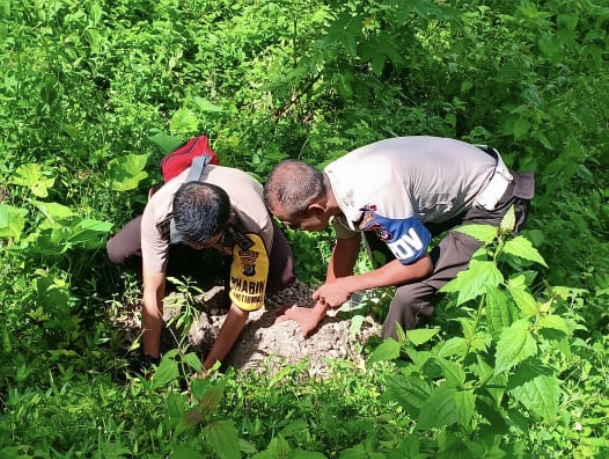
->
xmin=156 ymin=215 xmax=172 ymax=239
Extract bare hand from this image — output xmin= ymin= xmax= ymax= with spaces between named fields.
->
xmin=275 ymin=305 xmax=324 ymax=337
xmin=312 ymin=280 xmax=352 ymax=309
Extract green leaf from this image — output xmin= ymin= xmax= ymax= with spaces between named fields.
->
xmin=204 ymin=419 xmax=241 ymax=459
xmin=513 ymin=117 xmax=530 ymax=140
xmin=66 ymin=218 xmax=114 ymax=248
xmin=407 ymin=327 xmax=440 ymax=346
xmin=502 ymin=236 xmax=548 ymax=267
xmin=537 ymin=314 xmax=569 ymax=336
xmin=149 ymin=131 xmax=184 ymax=154
xmin=254 ymin=435 xmax=290 ymax=459
xmin=506 ymin=285 xmax=538 ymax=317
xmin=108 ymin=154 xmax=149 ymax=192
xmin=191 ymin=96 xmax=223 ymax=112
xmin=454 ymin=224 xmax=498 ymax=244
xmin=367 ymin=338 xmax=401 ymax=364
xmin=454 ymin=390 xmax=476 ymax=427
xmin=495 ymin=320 xmax=537 ymax=373
xmin=11 ymin=163 xmax=56 ymax=198
xmin=150 ymin=357 xmax=179 ymax=389
xmin=437 ymin=337 xmax=468 ymax=358
xmin=417 ymin=384 xmax=460 ymax=429
xmin=34 ymin=201 xmax=74 ymax=224
xmin=171 ymin=447 xmax=206 ymax=459
xmin=442 ymin=260 xmax=504 ymax=306
xmin=428 ymin=357 xmax=465 ymax=387
xmin=183 ymin=352 xmax=202 ymax=373
xmin=486 ymin=286 xmax=515 ymax=339
xmin=0 ymin=204 xmax=27 ymax=239
xmin=385 ymin=375 xmax=432 ymax=417
xmin=196 ymin=380 xmax=227 ymax=416
xmin=170 ymin=108 xmax=199 ymax=134
xmin=508 ymin=365 xmax=559 ymax=420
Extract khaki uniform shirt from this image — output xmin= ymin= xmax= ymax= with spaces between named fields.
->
xmin=141 ymin=165 xmax=274 ymax=311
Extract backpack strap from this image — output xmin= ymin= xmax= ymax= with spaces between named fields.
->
xmin=185 ymin=153 xmax=214 ymax=183
xmin=169 ymin=154 xmax=216 ymax=244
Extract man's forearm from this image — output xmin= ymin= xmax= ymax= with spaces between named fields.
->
xmin=203 ymin=305 xmax=249 ymax=372
xmin=327 ymin=236 xmax=361 ymax=282
xmin=141 ymin=295 xmax=164 ymax=358
xmin=342 ymin=256 xmax=434 ymax=293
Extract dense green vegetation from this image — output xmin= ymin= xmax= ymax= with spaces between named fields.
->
xmin=1 ymin=0 xmax=608 ymax=457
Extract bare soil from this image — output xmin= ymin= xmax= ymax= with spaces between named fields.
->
xmin=112 ymin=281 xmax=382 ymax=375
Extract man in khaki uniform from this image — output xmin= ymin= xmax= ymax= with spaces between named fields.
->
xmin=108 ymin=161 xmax=295 ymax=374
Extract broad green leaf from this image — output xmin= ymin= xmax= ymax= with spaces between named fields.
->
xmin=108 ymin=154 xmax=149 ymax=192
xmin=65 ymin=219 xmax=113 ymax=248
xmin=368 ymin=338 xmax=401 ymax=364
xmin=495 ymin=320 xmax=537 ymax=373
xmin=191 ymin=96 xmax=223 ymax=112
xmin=89 ymin=2 xmax=102 ymax=25
xmin=537 ymin=314 xmax=569 ymax=336
xmin=150 ymin=357 xmax=179 ymax=389
xmin=454 ymin=390 xmax=476 ymax=426
xmin=74 ymin=218 xmax=113 ymax=233
xmin=471 ymin=354 xmax=507 ymax=405
xmin=506 ymin=285 xmax=538 ymax=317
xmin=279 ymin=420 xmax=309 ymax=439
xmin=34 ymin=201 xmax=74 ymax=223
xmin=255 ymin=435 xmax=290 ymax=458
xmin=437 ymin=337 xmax=468 ymax=358
xmin=454 ymin=224 xmax=498 ymax=244
xmin=348 ymin=314 xmax=365 ymax=337
xmin=149 ymin=131 xmax=184 ymax=154
xmin=428 ymin=357 xmax=465 ymax=387
xmin=442 ymin=260 xmax=504 ymax=306
xmin=0 ymin=204 xmax=27 ymax=239
xmin=485 ymin=286 xmax=514 ymax=339
xmin=204 ymin=419 xmax=241 ymax=459
xmin=508 ymin=371 xmax=559 ymax=421
xmin=385 ymin=375 xmax=432 ymax=417
xmin=182 ymin=352 xmax=202 ymax=373
xmin=407 ymin=327 xmax=440 ymax=346
xmin=502 ymin=236 xmax=548 ymax=267
xmin=513 ymin=117 xmax=530 ymax=140
xmin=417 ymin=384 xmax=460 ymax=429
xmin=171 ymin=447 xmax=206 ymax=459
xmin=170 ymin=107 xmax=199 ymax=134
xmin=197 ymin=380 xmax=227 ymax=416
xmin=291 ymin=450 xmax=326 ymax=459
xmin=11 ymin=163 xmax=56 ymax=198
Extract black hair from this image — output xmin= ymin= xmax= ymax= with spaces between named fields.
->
xmin=173 ymin=182 xmax=231 ymax=243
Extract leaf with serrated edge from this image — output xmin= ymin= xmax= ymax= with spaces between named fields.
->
xmin=503 ymin=236 xmax=548 ymax=267
xmin=454 ymin=224 xmax=498 ymax=244
xmin=495 ymin=319 xmax=537 ymax=373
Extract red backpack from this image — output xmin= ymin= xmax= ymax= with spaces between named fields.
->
xmin=160 ymin=135 xmax=219 ymax=183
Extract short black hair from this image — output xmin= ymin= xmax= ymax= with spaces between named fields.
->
xmin=173 ymin=182 xmax=231 ymax=243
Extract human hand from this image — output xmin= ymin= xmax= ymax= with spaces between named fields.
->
xmin=275 ymin=305 xmax=325 ymax=337
xmin=312 ymin=279 xmax=352 ymax=309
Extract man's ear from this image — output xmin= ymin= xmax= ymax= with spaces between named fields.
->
xmin=308 ymin=202 xmax=325 ymax=215
xmin=227 ymin=210 xmax=238 ymax=224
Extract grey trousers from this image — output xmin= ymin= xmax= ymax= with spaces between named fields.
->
xmin=373 ymin=172 xmax=535 ymax=339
